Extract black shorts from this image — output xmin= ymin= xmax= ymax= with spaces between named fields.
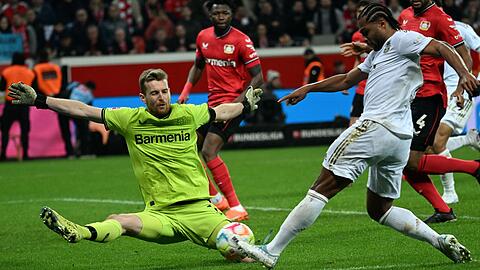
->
xmin=350 ymin=93 xmax=364 ymax=117
xmin=197 ymin=114 xmax=244 ymax=142
xmin=410 ymin=95 xmax=446 ymax=152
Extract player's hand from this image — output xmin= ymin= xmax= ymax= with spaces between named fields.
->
xmin=451 ymin=88 xmax=465 ymax=109
xmin=340 ymin=42 xmax=369 ymax=57
xmin=457 ymin=73 xmax=480 ymax=96
xmin=278 ymin=86 xmax=309 ymax=106
xmin=8 ymin=82 xmax=37 ymax=105
xmin=244 ymin=86 xmax=263 ymax=112
xmin=177 ymin=92 xmax=189 ymax=104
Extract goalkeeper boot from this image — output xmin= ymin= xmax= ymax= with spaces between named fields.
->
xmin=213 ymin=195 xmax=230 ymax=212
xmin=437 ymin=234 xmax=472 ymax=263
xmin=225 ymin=207 xmax=249 ymax=221
xmin=40 ymin=206 xmax=85 ymax=243
xmin=235 ymin=240 xmax=279 ymax=269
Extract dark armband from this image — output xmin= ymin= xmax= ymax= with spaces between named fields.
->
xmin=208 ymin=107 xmax=216 ymax=123
xmin=241 ymin=100 xmax=251 ymax=115
xmin=34 ymin=94 xmax=49 ymax=109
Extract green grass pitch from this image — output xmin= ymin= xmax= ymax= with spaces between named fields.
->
xmin=0 ymin=146 xmax=479 ymax=269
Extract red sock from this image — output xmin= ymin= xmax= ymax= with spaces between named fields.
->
xmin=403 ymin=170 xmax=451 ymax=213
xmin=207 ymin=156 xmax=240 ymax=207
xmin=201 ymin=160 xmax=218 ymax=196
xmin=418 ymin=154 xmax=479 ymax=175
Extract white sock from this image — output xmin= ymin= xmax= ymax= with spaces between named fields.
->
xmin=266 ymin=190 xmax=328 ymax=255
xmin=230 ymin=205 xmax=245 ymax=211
xmin=210 ymin=193 xmax=223 ymax=204
xmin=438 ymin=149 xmax=455 ymax=192
xmin=446 ymin=135 xmax=468 ymax=152
xmin=379 ymin=206 xmax=440 ymax=249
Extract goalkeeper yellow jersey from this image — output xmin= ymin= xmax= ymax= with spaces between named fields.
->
xmin=103 ymin=103 xmax=211 ymax=210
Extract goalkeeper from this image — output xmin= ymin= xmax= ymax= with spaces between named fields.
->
xmin=8 ymin=68 xmax=262 ymax=251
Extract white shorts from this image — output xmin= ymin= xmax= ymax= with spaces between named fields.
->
xmin=441 ymin=89 xmax=474 ymax=135
xmin=322 ymin=120 xmax=411 ymax=199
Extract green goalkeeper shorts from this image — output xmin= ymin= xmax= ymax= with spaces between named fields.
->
xmin=133 ymin=199 xmax=229 ymax=248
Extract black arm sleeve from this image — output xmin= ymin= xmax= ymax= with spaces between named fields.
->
xmin=208 ymin=107 xmax=216 ymax=123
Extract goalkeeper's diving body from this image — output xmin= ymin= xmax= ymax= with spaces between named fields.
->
xmin=7 ymin=68 xmax=262 ymax=253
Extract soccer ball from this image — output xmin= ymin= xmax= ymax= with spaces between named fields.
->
xmin=216 ymin=222 xmax=255 ymax=262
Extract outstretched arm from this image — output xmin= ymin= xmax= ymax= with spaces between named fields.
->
xmin=213 ymin=86 xmax=262 ymax=122
xmin=422 ymin=39 xmax=479 ymax=106
xmin=8 ymin=82 xmax=103 ymax=123
xmin=278 ymin=68 xmax=367 ymax=105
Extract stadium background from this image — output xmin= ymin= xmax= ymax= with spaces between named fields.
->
xmin=0 ymin=0 xmax=479 ymax=158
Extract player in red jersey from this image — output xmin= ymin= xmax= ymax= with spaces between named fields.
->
xmin=348 ymin=30 xmax=367 ymax=126
xmin=399 ymin=0 xmax=480 ymax=223
xmin=178 ymin=0 xmax=263 ymax=221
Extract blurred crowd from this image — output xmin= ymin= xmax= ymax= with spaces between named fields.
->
xmin=2 ymin=0 xmax=480 ymax=60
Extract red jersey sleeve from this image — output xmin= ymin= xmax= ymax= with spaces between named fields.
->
xmin=436 ymin=13 xmax=463 ymax=47
xmin=238 ymin=36 xmax=260 ymax=69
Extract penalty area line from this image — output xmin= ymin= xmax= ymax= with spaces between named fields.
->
xmin=1 ymin=197 xmax=480 ymax=220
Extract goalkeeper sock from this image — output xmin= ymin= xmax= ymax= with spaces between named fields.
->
xmin=379 ymin=206 xmax=440 ymax=249
xmin=267 ymin=189 xmax=328 ymax=255
xmin=207 ymin=156 xmax=240 ymax=207
xmin=85 ymin=219 xmax=123 ymax=242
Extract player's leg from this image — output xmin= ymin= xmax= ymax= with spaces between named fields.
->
xmin=19 ymin=106 xmax=30 ymax=160
xmin=443 ymin=97 xmax=479 ymax=151
xmin=432 ymin=122 xmax=457 ymax=203
xmin=349 ymin=93 xmax=363 ymax=126
xmin=0 ymin=105 xmax=15 ymax=160
xmin=40 ymin=206 xmax=142 ymax=243
xmin=57 ymin=113 xmax=74 ymax=157
xmin=368 ymin=141 xmax=470 ymax=263
xmin=202 ymin=117 xmax=247 ymax=221
xmin=367 ymin=190 xmax=471 ymax=263
xmin=171 ymin=200 xmax=230 ymax=248
xmin=237 ymin=120 xmax=375 ymax=268
xmin=197 ymin=124 xmax=228 ymax=211
xmin=447 ymin=129 xmax=480 ymax=151
xmin=404 ymin=96 xmax=455 ymax=223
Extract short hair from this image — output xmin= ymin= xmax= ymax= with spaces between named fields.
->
xmin=358 ymin=3 xmax=400 ymax=30
xmin=138 ymin=69 xmax=168 ymax=94
xmin=206 ymin=0 xmax=235 ymax=12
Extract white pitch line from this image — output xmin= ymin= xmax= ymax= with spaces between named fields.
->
xmin=323 ymin=260 xmax=478 ymax=270
xmin=1 ymin=198 xmax=480 ymax=220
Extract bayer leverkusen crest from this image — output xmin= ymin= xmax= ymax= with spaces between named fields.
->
xmin=224 ymin=44 xmax=235 ymax=54
xmin=419 ymin=21 xmax=431 ymax=31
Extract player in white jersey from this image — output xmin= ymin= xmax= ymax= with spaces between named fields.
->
xmin=234 ymin=4 xmax=478 ymax=268
xmin=433 ymin=21 xmax=480 ymax=204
